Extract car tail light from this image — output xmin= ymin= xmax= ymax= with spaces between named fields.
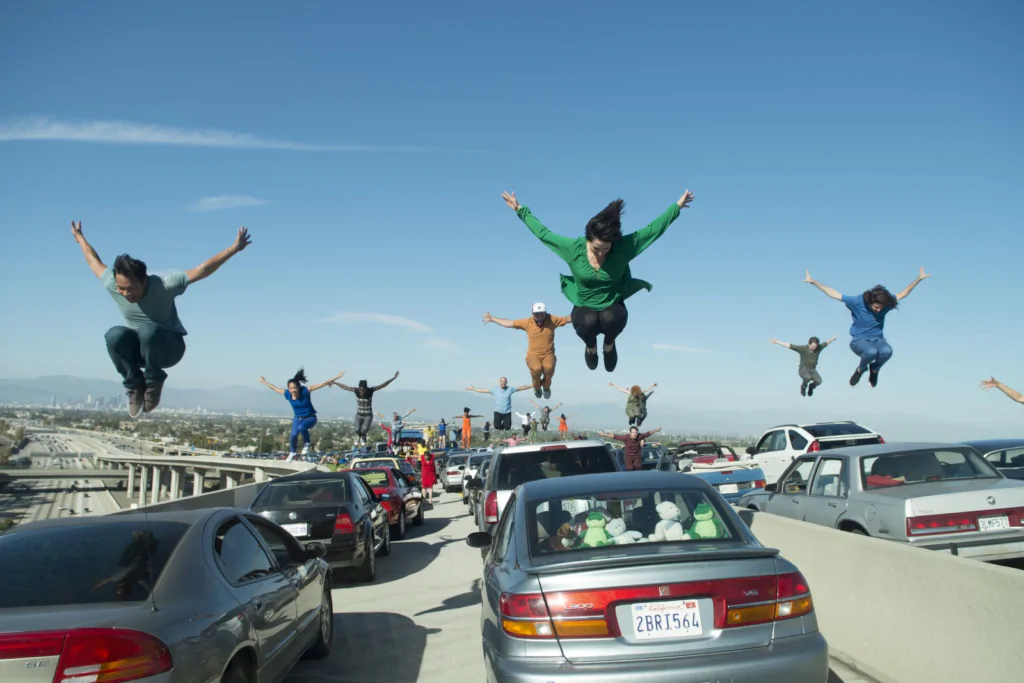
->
xmin=753 ymin=479 xmax=767 ymax=489
xmin=540 ymin=445 xmax=567 ymax=451
xmin=878 ymin=435 xmax=885 ymax=444
xmin=907 ymin=512 xmax=979 ymax=535
xmin=499 ymin=593 xmax=555 ymax=638
xmin=484 ymin=491 xmax=499 ymax=524
xmin=447 ymin=470 xmax=459 ymax=476
xmin=725 ymin=572 xmax=814 ymax=627
xmin=0 ymin=629 xmax=173 ymax=683
xmin=334 ymin=512 xmax=355 ymax=533
xmin=807 ymin=440 xmax=821 ymax=453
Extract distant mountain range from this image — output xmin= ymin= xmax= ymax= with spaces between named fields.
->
xmin=0 ymin=375 xmax=1015 ymax=442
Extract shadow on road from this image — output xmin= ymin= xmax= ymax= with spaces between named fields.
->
xmin=402 ymin=513 xmax=452 ymax=539
xmin=354 ymin=535 xmax=465 ymax=587
xmin=286 ymin=612 xmax=440 ymax=683
xmin=414 ymin=578 xmax=481 ymax=616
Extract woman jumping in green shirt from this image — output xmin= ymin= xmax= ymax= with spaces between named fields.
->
xmin=502 ymin=189 xmax=694 ymax=371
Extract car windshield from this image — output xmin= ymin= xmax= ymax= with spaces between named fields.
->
xmin=447 ymin=455 xmax=468 ymax=467
xmin=528 ymin=487 xmax=737 ymax=558
xmin=675 ymin=443 xmax=721 ymax=457
xmin=0 ymin=522 xmax=188 ymax=607
xmin=495 ymin=446 xmax=617 ymax=491
xmin=353 ymin=459 xmax=394 ymax=469
xmin=357 ymin=470 xmax=390 ymax=487
xmin=861 ymin=448 xmax=1002 ymax=489
xmin=803 ymin=423 xmax=871 ymax=437
xmin=251 ymin=479 xmax=348 ymax=508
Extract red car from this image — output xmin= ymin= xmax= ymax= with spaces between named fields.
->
xmin=351 ymin=467 xmax=425 ymax=540
xmin=675 ymin=441 xmax=739 ymax=465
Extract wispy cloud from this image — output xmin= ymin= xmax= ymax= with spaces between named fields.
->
xmin=0 ymin=116 xmax=463 ymax=153
xmin=318 ymin=312 xmax=434 ymax=334
xmin=422 ymin=337 xmax=458 ymax=352
xmin=652 ymin=344 xmax=712 ymax=354
xmin=187 ymin=195 xmax=268 ymax=213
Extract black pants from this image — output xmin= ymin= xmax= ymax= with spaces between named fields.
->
xmin=483 ymin=430 xmax=490 ymax=441
xmin=522 ymin=424 xmax=532 ymax=436
xmin=629 ymin=414 xmax=646 ymax=428
xmin=494 ymin=411 xmax=512 ymax=431
xmin=571 ymin=302 xmax=628 ymax=349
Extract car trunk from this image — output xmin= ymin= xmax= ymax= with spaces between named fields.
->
xmin=533 ymin=549 xmax=779 ymax=664
xmin=902 ymin=478 xmax=1024 ymax=520
xmin=255 ymin=504 xmax=344 ymax=541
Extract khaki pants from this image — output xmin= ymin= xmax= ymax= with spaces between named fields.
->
xmin=526 ymin=353 xmax=557 ymax=390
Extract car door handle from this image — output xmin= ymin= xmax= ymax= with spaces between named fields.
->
xmin=828 ymin=502 xmax=838 ymax=507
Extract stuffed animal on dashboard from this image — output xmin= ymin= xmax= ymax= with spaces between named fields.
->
xmin=648 ymin=501 xmax=687 ymax=542
xmin=685 ymin=502 xmax=727 ymax=540
xmin=606 ymin=517 xmax=645 ymax=544
xmin=580 ymin=510 xmax=612 ymax=547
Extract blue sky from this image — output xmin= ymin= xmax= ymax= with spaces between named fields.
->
xmin=1 ymin=0 xmax=1022 ymax=432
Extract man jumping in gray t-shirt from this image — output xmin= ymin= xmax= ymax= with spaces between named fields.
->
xmin=771 ymin=334 xmax=837 ymax=397
xmin=71 ymin=220 xmax=251 ymax=417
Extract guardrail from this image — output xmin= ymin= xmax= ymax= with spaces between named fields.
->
xmin=736 ymin=508 xmax=1024 ymax=683
xmin=111 ymin=481 xmax=267 ymax=514
xmin=94 ymin=452 xmax=316 ymax=478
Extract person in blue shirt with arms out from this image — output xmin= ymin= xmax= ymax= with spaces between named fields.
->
xmin=803 ymin=268 xmax=931 ymax=388
xmin=260 ymin=368 xmax=345 ymax=460
xmin=466 ymin=376 xmax=533 ymax=433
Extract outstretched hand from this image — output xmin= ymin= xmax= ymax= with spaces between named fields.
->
xmin=259 ymin=376 xmax=268 ymax=384
xmin=676 ymin=190 xmax=695 ymax=209
xmin=466 ymin=385 xmax=477 ymax=392
xmin=233 ymin=226 xmax=252 ymax=253
xmin=980 ymin=377 xmax=1000 ymax=390
xmin=501 ymin=191 xmax=520 ymax=212
xmin=917 ymin=267 xmax=931 ymax=280
xmin=803 ymin=270 xmax=814 ymax=283
xmin=71 ymin=220 xmax=84 ymax=242
xmin=482 ymin=312 xmax=494 ymax=324
xmin=770 ymin=338 xmax=779 ymax=345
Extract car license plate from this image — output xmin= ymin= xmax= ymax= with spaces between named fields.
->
xmin=978 ymin=516 xmax=1010 ymax=532
xmin=632 ymin=600 xmax=703 ymax=640
xmin=719 ymin=483 xmax=739 ymax=494
xmin=561 ymin=500 xmax=586 ymax=514
xmin=281 ymin=523 xmax=309 ymax=538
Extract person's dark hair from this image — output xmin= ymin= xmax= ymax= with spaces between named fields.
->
xmin=355 ymin=379 xmax=370 ymax=398
xmin=585 ymin=199 xmax=625 ymax=243
xmin=358 ymin=379 xmax=368 ymax=389
xmin=560 ymin=413 xmax=566 ymax=419
xmin=863 ymin=286 xmax=898 ymax=310
xmin=808 ymin=336 xmax=821 ymax=345
xmin=288 ymin=368 xmax=308 ymax=387
xmin=113 ymin=254 xmax=148 ymax=283
xmin=463 ymin=407 xmax=470 ymax=412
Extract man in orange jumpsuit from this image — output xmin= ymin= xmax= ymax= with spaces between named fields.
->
xmin=482 ymin=302 xmax=570 ymax=399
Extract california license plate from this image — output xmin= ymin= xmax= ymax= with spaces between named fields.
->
xmin=632 ymin=600 xmax=703 ymax=640
xmin=719 ymin=483 xmax=739 ymax=494
xmin=978 ymin=516 xmax=1010 ymax=532
xmin=281 ymin=523 xmax=309 ymax=538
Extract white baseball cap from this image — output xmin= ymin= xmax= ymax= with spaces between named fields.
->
xmin=532 ymin=302 xmax=546 ymax=313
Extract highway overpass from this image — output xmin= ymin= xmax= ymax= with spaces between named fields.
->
xmin=2 ymin=468 xmax=130 ymax=479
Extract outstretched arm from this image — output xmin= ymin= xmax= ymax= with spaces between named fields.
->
xmin=803 ymin=270 xmax=843 ymax=300
xmin=596 ymin=431 xmax=615 ymax=439
xmin=823 ymin=335 xmax=838 ymax=347
xmin=608 ymin=382 xmax=630 ymax=394
xmin=465 ymin=385 xmax=493 ymax=395
xmin=260 ymin=377 xmax=285 ymax=395
xmin=981 ymin=378 xmax=1024 ymax=404
xmin=403 ymin=408 xmax=417 ymax=419
xmin=71 ymin=221 xmax=107 ymax=278
xmin=771 ymin=338 xmax=793 ymax=349
xmin=373 ymin=371 xmax=400 ymax=391
xmin=620 ymin=190 xmax=695 ymax=260
xmin=502 ymin=191 xmax=576 ymax=261
xmin=332 ymin=381 xmax=356 ymax=392
xmin=309 ymin=372 xmax=345 ymax=392
xmin=551 ymin=402 xmax=563 ymax=411
xmin=482 ymin=313 xmax=517 ymax=328
xmin=514 ymin=385 xmax=533 ymax=392
xmin=896 ymin=267 xmax=931 ymax=301
xmin=184 ymin=227 xmax=252 ymax=284
xmin=644 ymin=383 xmax=658 ymax=393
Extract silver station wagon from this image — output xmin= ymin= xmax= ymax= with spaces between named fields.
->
xmin=466 ymin=471 xmax=829 ymax=683
xmin=738 ymin=442 xmax=1024 ymax=562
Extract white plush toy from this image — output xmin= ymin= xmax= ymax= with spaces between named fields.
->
xmin=606 ymin=518 xmax=644 ymax=545
xmin=648 ymin=501 xmax=688 ymax=542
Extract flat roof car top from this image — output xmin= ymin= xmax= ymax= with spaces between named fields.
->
xmin=498 ymin=438 xmax=609 ymax=455
xmin=521 ymin=470 xmax=709 ymax=500
xmin=765 ymin=420 xmax=859 ymax=430
xmin=792 ymin=441 xmax=969 ymax=458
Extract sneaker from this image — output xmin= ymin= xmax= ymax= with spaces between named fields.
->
xmin=543 ymin=387 xmax=551 ymax=400
xmin=800 ymin=383 xmax=807 ymax=397
xmin=301 ymin=443 xmax=311 ymax=455
xmin=127 ymin=387 xmax=144 ymax=418
xmin=808 ymin=384 xmax=816 ymax=397
xmin=534 ymin=388 xmax=542 ymax=399
xmin=585 ymin=347 xmax=599 ymax=371
xmin=869 ymin=369 xmax=879 ymax=388
xmin=850 ymin=369 xmax=863 ymax=386
xmin=287 ymin=452 xmax=296 ymax=461
xmin=603 ymin=342 xmax=618 ymax=372
xmin=143 ymin=381 xmax=164 ymax=413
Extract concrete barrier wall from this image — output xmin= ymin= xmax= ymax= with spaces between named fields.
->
xmin=736 ymin=508 xmax=1024 ymax=683
xmin=112 ymin=481 xmax=266 ymax=514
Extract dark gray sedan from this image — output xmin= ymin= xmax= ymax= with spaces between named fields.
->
xmin=466 ymin=471 xmax=828 ymax=683
xmin=963 ymin=438 xmax=1024 ymax=481
xmin=0 ymin=507 xmax=333 ymax=683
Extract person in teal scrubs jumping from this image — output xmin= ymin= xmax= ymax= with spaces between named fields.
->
xmin=502 ymin=189 xmax=694 ymax=372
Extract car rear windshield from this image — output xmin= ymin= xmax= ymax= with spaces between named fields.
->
xmin=357 ymin=470 xmax=390 ymax=487
xmin=446 ymin=455 xmax=468 ymax=467
xmin=861 ymin=448 xmax=1001 ymax=489
xmin=803 ymin=423 xmax=872 ymax=437
xmin=818 ymin=436 xmax=883 ymax=450
xmin=676 ymin=443 xmax=721 ymax=456
xmin=528 ymin=487 xmax=737 ymax=559
xmin=469 ymin=455 xmax=490 ymax=467
xmin=251 ymin=479 xmax=348 ymax=508
xmin=353 ymin=459 xmax=395 ymax=469
xmin=0 ymin=522 xmax=188 ymax=608
xmin=494 ymin=446 xmax=617 ymax=491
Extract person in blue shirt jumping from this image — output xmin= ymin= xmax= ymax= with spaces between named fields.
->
xmin=260 ymin=368 xmax=344 ymax=460
xmin=466 ymin=376 xmax=533 ymax=432
xmin=804 ymin=268 xmax=930 ymax=387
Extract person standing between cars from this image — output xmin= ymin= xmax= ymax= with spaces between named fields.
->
xmin=420 ymin=450 xmax=438 ymax=505
xmin=72 ymin=220 xmax=251 ymax=417
xmin=598 ymin=426 xmax=663 ymax=471
xmin=531 ymin=400 xmax=563 ymax=431
xmin=482 ymin=303 xmax=571 ymax=398
xmin=331 ymin=372 xmax=399 ymax=445
xmin=502 ymin=189 xmax=695 ymax=372
xmin=980 ymin=378 xmax=1024 ymax=405
xmin=609 ymin=382 xmax=657 ymax=427
xmin=804 ymin=268 xmax=930 ymax=387
xmin=771 ymin=335 xmax=837 ymax=396
xmin=453 ymin=407 xmax=484 ymax=449
xmin=260 ymin=369 xmax=344 ymax=460
xmin=466 ymin=377 xmax=533 ymax=433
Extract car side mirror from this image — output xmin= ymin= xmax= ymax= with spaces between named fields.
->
xmin=379 ymin=493 xmax=391 ymax=501
xmin=466 ymin=531 xmax=492 ymax=549
xmin=466 ymin=477 xmax=483 ymax=491
xmin=764 ymin=483 xmax=777 ymax=493
xmin=746 ymin=447 xmax=755 ymax=455
xmin=305 ymin=542 xmax=328 ymax=559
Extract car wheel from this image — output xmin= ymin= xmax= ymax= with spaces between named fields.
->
xmin=303 ymin=590 xmax=334 ymax=659
xmin=392 ymin=508 xmax=407 ymax=540
xmin=413 ymin=502 xmax=425 ymax=526
xmin=352 ymin=534 xmax=376 ymax=582
xmin=847 ymin=528 xmax=868 ymax=536
xmin=220 ymin=661 xmax=251 ymax=683
xmin=378 ymin=522 xmax=391 ymax=557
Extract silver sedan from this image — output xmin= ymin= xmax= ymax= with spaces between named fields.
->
xmin=466 ymin=470 xmax=828 ymax=683
xmin=0 ymin=507 xmax=333 ymax=683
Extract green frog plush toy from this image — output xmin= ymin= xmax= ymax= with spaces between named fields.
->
xmin=580 ymin=510 xmax=612 ymax=547
xmin=686 ymin=503 xmax=727 ymax=540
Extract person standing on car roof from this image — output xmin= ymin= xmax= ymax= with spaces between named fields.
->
xmin=436 ymin=419 xmax=447 ymax=448
xmin=502 ymin=189 xmax=694 ymax=372
xmin=378 ymin=408 xmax=416 ymax=449
xmin=558 ymin=413 xmax=571 ymax=440
xmin=331 ymin=372 xmax=399 ymax=445
xmin=771 ymin=335 xmax=837 ymax=397
xmin=483 ymin=420 xmax=491 ymax=442
xmin=482 ymin=303 xmax=571 ymax=398
xmin=804 ymin=268 xmax=930 ymax=387
xmin=598 ymin=425 xmax=663 ymax=471
xmin=466 ymin=376 xmax=533 ymax=433
xmin=514 ymin=411 xmax=533 ymax=438
xmin=453 ymin=407 xmax=485 ymax=449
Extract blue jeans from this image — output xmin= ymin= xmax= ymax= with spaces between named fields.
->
xmin=290 ymin=416 xmax=318 ymax=452
xmin=105 ymin=324 xmax=186 ymax=389
xmin=850 ymin=338 xmax=893 ymax=372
